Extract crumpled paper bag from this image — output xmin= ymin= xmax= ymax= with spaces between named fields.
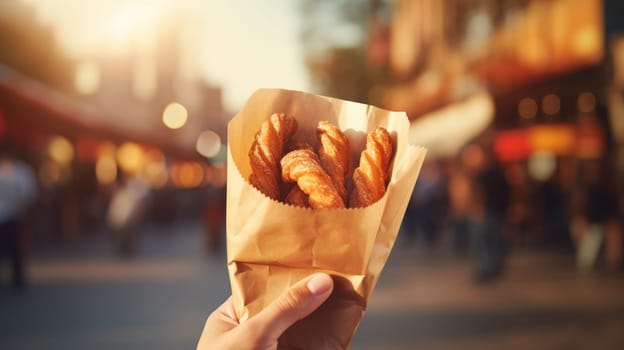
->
xmin=226 ymin=88 xmax=426 ymax=349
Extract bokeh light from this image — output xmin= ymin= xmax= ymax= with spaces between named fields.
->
xmin=577 ymin=92 xmax=596 ymax=113
xmin=116 ymin=142 xmax=144 ymax=174
xmin=542 ymin=94 xmax=561 ymax=116
xmin=171 ymin=161 xmax=204 ymax=188
xmin=48 ymin=136 xmax=74 ymax=165
xmin=573 ymin=25 xmax=600 ymax=57
xmin=162 ymin=102 xmax=188 ymax=129
xmin=528 ymin=151 xmax=557 ymax=181
xmin=142 ymin=149 xmax=168 ymax=188
xmin=518 ymin=97 xmax=538 ymax=119
xmin=95 ymin=142 xmax=118 ymax=185
xmin=196 ymin=130 xmax=221 ymax=158
xmin=96 ymin=154 xmax=118 ymax=185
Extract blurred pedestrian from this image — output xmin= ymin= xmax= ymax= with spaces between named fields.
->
xmin=404 ymin=161 xmax=444 ymax=248
xmin=571 ymin=160 xmax=621 ymax=272
xmin=201 ymin=186 xmax=226 ymax=255
xmin=536 ymin=159 xmax=574 ymax=248
xmin=106 ymin=175 xmax=151 ymax=256
xmin=448 ymin=166 xmax=472 ymax=257
xmin=468 ymin=168 xmax=507 ymax=282
xmin=0 ymin=144 xmax=37 ymax=290
xmin=460 ymin=140 xmax=509 ymax=283
xmin=504 ymin=161 xmax=537 ymax=244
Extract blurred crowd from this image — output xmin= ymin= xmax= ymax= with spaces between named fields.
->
xmin=403 ymin=128 xmax=623 ymax=282
xmin=0 ymin=139 xmax=227 ymax=290
xmin=2 ymin=128 xmax=623 ymax=290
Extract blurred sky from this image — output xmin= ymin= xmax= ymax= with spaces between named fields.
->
xmin=20 ymin=0 xmax=311 ymax=112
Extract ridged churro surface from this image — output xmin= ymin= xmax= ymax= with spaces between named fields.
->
xmin=248 ymin=113 xmax=297 ymax=200
xmin=281 ymin=149 xmax=345 ymax=209
xmin=317 ymin=121 xmax=350 ymax=203
xmin=349 ymin=127 xmax=394 ymax=208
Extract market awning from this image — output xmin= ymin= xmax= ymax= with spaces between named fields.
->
xmin=0 ymin=64 xmax=198 ymax=159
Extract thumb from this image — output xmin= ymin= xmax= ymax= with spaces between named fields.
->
xmin=246 ymin=273 xmax=333 ymax=341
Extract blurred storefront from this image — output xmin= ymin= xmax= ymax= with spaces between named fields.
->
xmin=369 ymin=0 xmax=623 ymax=249
xmin=373 ymin=0 xmax=622 ymax=178
xmin=376 ymin=0 xmax=609 ymax=150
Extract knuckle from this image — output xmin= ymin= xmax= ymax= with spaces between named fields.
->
xmin=277 ymin=289 xmax=302 ymax=313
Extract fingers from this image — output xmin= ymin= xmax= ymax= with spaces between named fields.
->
xmin=204 ymin=297 xmax=239 ymax=333
xmin=245 ymin=273 xmax=333 ymax=341
xmin=212 ymin=297 xmax=239 ymax=327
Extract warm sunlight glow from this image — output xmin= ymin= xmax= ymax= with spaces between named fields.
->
xmin=133 ymin=57 xmax=157 ymax=100
xmin=26 ymin=0 xmax=309 ymax=112
xmin=109 ymin=10 xmax=137 ymax=41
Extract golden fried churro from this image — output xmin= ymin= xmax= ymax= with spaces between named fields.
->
xmin=284 ymin=185 xmax=309 ymax=207
xmin=283 ymin=142 xmax=312 ymax=207
xmin=248 ymin=113 xmax=297 ymax=200
xmin=281 ymin=149 xmax=345 ymax=209
xmin=317 ymin=121 xmax=350 ymax=203
xmin=349 ymin=127 xmax=394 ymax=208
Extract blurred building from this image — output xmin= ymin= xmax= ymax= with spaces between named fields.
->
xmin=0 ymin=1 xmax=72 ymax=90
xmin=369 ymin=0 xmax=622 ymax=171
xmin=0 ymin=0 xmax=227 ymax=153
xmin=0 ymin=0 xmax=228 ymax=242
xmin=379 ymin=0 xmax=603 ymax=112
xmin=76 ymin=15 xmax=228 ymax=149
xmin=360 ymin=0 xmax=624 ymax=249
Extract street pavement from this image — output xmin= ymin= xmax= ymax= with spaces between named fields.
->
xmin=1 ymin=221 xmax=624 ymax=349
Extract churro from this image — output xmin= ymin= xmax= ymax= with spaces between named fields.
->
xmin=248 ymin=113 xmax=297 ymax=200
xmin=281 ymin=148 xmax=345 ymax=209
xmin=349 ymin=127 xmax=394 ymax=208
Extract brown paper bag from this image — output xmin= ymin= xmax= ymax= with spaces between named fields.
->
xmin=226 ymin=88 xmax=426 ymax=349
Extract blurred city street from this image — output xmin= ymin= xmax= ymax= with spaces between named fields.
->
xmin=1 ymin=1 xmax=624 ymax=349
xmin=2 ymin=221 xmax=624 ymax=350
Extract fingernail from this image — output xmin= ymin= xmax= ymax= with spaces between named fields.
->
xmin=307 ymin=274 xmax=332 ymax=295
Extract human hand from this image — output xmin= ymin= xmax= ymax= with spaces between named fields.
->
xmin=197 ymin=273 xmax=334 ymax=350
